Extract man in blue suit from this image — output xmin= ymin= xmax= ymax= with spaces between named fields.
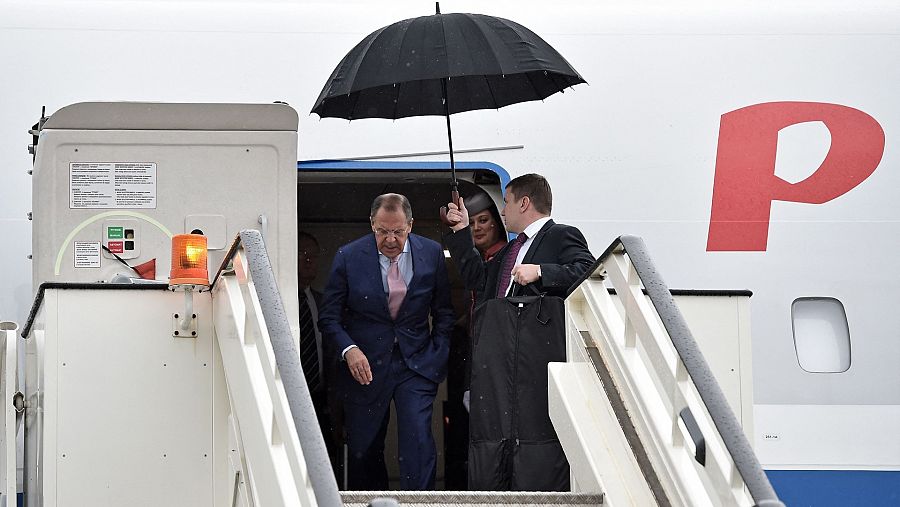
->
xmin=318 ymin=193 xmax=455 ymax=490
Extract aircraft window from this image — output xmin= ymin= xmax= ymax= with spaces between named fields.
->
xmin=791 ymin=297 xmax=851 ymax=373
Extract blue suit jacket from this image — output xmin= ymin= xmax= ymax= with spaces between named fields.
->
xmin=318 ymin=233 xmax=455 ymax=402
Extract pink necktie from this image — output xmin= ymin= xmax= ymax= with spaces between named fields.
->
xmin=388 ymin=256 xmax=407 ymax=319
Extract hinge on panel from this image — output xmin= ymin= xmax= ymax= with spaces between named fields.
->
xmin=28 ymin=105 xmax=49 ymax=163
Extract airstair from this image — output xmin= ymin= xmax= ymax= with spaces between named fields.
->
xmin=549 ymin=236 xmax=782 ymax=507
xmin=3 ymin=230 xmax=782 ymax=506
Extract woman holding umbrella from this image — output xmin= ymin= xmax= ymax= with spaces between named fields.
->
xmin=446 ymin=190 xmax=507 ymax=488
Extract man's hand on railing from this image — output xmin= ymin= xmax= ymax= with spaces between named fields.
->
xmin=345 ymin=347 xmax=373 ymax=385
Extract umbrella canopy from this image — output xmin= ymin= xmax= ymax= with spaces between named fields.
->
xmin=311 ymin=5 xmax=585 ymax=221
xmin=311 ymin=10 xmax=586 ymax=119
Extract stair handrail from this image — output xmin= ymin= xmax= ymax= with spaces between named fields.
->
xmin=567 ymin=235 xmax=783 ymax=507
xmin=212 ymin=229 xmax=342 ymax=507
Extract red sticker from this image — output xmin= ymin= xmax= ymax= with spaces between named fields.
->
xmin=108 ymin=241 xmax=124 ymax=254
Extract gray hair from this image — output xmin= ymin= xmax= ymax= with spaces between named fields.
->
xmin=370 ymin=193 xmax=413 ymax=222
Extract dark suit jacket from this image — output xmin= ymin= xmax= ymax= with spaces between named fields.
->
xmin=445 ymin=219 xmax=594 ymax=304
xmin=318 ymin=233 xmax=455 ymax=403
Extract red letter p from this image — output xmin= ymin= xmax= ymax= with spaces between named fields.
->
xmin=707 ymin=102 xmax=884 ymax=251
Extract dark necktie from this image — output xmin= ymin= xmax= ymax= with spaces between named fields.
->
xmin=298 ymin=291 xmax=320 ymax=393
xmin=497 ymin=232 xmax=528 ymax=298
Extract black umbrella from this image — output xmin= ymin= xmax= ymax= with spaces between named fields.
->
xmin=311 ymin=3 xmax=586 ymax=221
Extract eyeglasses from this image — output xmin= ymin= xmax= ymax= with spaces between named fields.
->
xmin=373 ymin=227 xmax=409 ymax=238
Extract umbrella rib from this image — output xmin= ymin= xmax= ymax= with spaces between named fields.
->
xmin=438 ymin=13 xmax=448 ymax=79
xmin=549 ymin=72 xmax=568 ymax=94
xmin=347 ymin=23 xmax=401 ymax=92
xmin=438 ymin=11 xmax=453 ymax=110
xmin=544 ymin=71 xmax=561 ymax=96
xmin=463 ymin=14 xmax=504 ymax=110
xmin=319 ymin=24 xmax=392 ymax=115
xmin=348 ymin=87 xmax=362 ymax=120
xmin=524 ymin=70 xmax=543 ymax=101
xmin=483 ymin=74 xmax=499 ymax=109
xmin=389 ymin=20 xmax=415 ymax=119
xmin=494 ymin=16 xmax=544 ymax=70
xmin=391 ymin=82 xmax=401 ymax=119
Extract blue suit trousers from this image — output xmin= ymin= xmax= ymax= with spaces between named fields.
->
xmin=343 ymin=347 xmax=438 ymax=490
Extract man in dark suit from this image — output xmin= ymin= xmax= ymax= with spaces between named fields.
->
xmin=297 ymin=231 xmax=343 ymax=484
xmin=444 ymin=173 xmax=594 ymax=490
xmin=318 ymin=193 xmax=455 ymax=490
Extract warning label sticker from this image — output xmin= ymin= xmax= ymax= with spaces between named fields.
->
xmin=74 ymin=242 xmax=101 ymax=268
xmin=70 ymin=162 xmax=157 ymax=209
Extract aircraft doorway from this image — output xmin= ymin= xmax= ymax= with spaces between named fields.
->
xmin=296 ymin=162 xmax=508 ymax=490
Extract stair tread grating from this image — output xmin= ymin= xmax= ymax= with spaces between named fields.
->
xmin=340 ymin=490 xmax=603 ymax=506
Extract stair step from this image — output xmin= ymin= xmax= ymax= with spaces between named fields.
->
xmin=340 ymin=491 xmax=604 ymax=506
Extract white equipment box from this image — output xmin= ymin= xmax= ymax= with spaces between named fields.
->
xmin=30 ymin=102 xmax=300 ymax=330
xmin=24 ymin=287 xmax=231 ymax=506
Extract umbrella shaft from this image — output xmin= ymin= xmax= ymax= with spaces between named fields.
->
xmin=441 ymin=77 xmax=457 ymax=190
xmin=445 ymin=111 xmax=456 ymax=185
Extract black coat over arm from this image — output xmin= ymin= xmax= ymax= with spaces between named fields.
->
xmin=444 ymin=218 xmax=594 ymax=491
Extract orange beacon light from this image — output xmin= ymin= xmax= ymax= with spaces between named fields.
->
xmin=170 ymin=233 xmax=209 ymax=286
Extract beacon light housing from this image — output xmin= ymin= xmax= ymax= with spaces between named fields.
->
xmin=169 ymin=233 xmax=209 ymax=287
xmin=169 ymin=233 xmax=208 ymax=338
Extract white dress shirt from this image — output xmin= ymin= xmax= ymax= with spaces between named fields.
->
xmin=377 ymin=240 xmax=413 ymax=288
xmin=503 ymin=216 xmax=551 ymax=297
